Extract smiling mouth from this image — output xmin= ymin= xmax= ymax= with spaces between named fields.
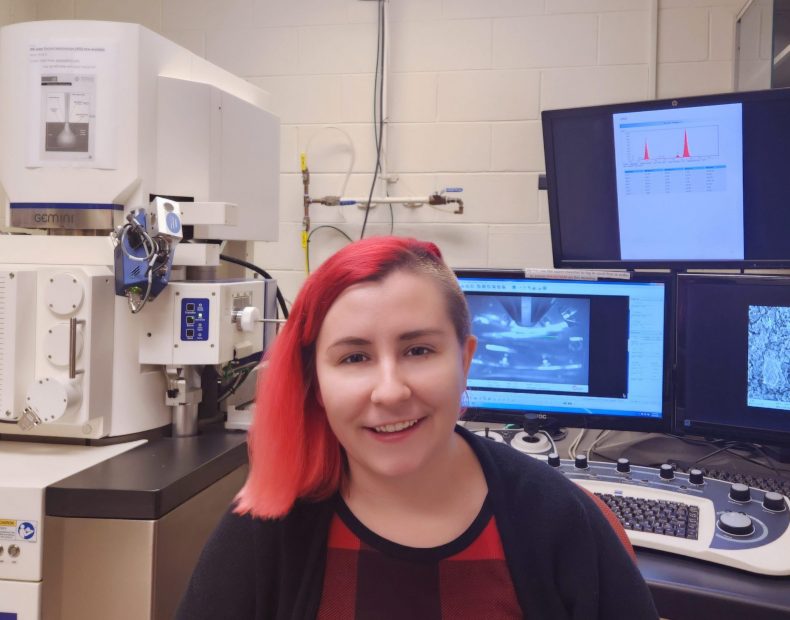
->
xmin=371 ymin=418 xmax=422 ymax=434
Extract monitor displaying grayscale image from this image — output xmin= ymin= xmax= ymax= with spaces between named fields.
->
xmin=747 ymin=305 xmax=790 ymax=412
xmin=455 ymin=271 xmax=672 ymax=433
xmin=466 ymin=294 xmax=591 ymax=394
xmin=676 ymin=274 xmax=790 ymax=449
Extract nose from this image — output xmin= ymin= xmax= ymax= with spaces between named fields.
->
xmin=370 ymin=360 xmax=411 ymax=405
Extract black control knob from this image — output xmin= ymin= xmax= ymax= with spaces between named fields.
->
xmin=729 ymin=483 xmax=751 ymax=502
xmin=659 ymin=464 xmax=675 ymax=480
xmin=763 ymin=492 xmax=787 ymax=512
xmin=547 ymin=452 xmax=561 ymax=468
xmin=574 ymin=454 xmax=588 ymax=469
xmin=616 ymin=457 xmax=630 ymax=473
xmin=718 ymin=511 xmax=754 ymax=536
xmin=688 ymin=469 xmax=704 ymax=485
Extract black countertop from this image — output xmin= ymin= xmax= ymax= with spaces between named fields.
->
xmin=43 ymin=430 xmax=790 ymax=619
xmin=45 ymin=430 xmax=248 ymax=520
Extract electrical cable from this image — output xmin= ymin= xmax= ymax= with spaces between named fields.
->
xmin=360 ymin=0 xmax=385 ymax=240
xmin=305 ymin=225 xmax=354 ymax=273
xmin=539 ymin=430 xmax=557 ymax=455
xmin=219 ymin=254 xmax=289 ymax=319
xmin=587 ymin=430 xmax=612 ymax=461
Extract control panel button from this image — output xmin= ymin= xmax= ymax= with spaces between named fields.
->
xmin=547 ymin=452 xmax=560 ymax=468
xmin=616 ymin=457 xmax=630 ymax=473
xmin=688 ymin=469 xmax=704 ymax=485
xmin=718 ymin=511 xmax=754 ymax=536
xmin=660 ymin=464 xmax=675 ymax=480
xmin=729 ymin=483 xmax=751 ymax=503
xmin=574 ymin=454 xmax=588 ymax=469
xmin=8 ymin=545 xmax=20 ymax=558
xmin=763 ymin=492 xmax=787 ymax=512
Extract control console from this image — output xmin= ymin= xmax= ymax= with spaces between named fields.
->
xmin=475 ymin=428 xmax=790 ymax=575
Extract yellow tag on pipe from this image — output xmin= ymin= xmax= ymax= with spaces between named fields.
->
xmin=300 ymin=153 xmax=307 ymax=172
xmin=301 ymin=230 xmax=308 ymax=249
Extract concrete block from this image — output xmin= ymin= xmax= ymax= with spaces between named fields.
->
xmin=389 ymin=19 xmax=492 ymax=72
xmin=658 ymin=8 xmax=709 ymax=63
xmin=488 ymin=224 xmax=553 ymax=268
xmin=438 ymin=70 xmax=540 ymax=122
xmin=206 ymin=27 xmax=298 ymax=76
xmin=491 ymin=121 xmax=544 ymax=172
xmin=599 ymin=11 xmax=650 ymax=65
xmin=541 ymin=65 xmax=649 ymax=110
xmin=494 ymin=14 xmax=597 ymax=69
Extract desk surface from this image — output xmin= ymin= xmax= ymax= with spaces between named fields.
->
xmin=42 ymin=428 xmax=790 ymax=620
xmin=44 ymin=429 xmax=248 ymax=519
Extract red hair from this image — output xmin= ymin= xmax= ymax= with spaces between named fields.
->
xmin=234 ymin=236 xmax=469 ymax=519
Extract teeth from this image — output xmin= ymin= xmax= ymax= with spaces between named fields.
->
xmin=373 ymin=419 xmax=419 ymax=433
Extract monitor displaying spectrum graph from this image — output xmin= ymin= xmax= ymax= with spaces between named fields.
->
xmin=542 ymin=88 xmax=790 ymax=269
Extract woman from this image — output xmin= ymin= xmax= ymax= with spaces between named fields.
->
xmin=177 ymin=237 xmax=658 ymax=619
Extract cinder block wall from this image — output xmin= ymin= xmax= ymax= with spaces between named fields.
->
xmin=27 ymin=0 xmax=751 ymax=302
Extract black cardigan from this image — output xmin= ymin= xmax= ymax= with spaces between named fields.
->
xmin=177 ymin=426 xmax=658 ymax=619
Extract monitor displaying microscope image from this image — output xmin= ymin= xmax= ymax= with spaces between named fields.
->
xmin=466 ymin=294 xmax=591 ymax=394
xmin=456 ymin=271 xmax=672 ymax=433
xmin=747 ymin=305 xmax=790 ymax=412
xmin=676 ymin=274 xmax=790 ymax=447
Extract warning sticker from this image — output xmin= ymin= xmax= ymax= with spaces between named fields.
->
xmin=0 ymin=520 xmax=38 ymax=543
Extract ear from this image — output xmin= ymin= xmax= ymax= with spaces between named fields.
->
xmin=461 ymin=335 xmax=477 ymax=379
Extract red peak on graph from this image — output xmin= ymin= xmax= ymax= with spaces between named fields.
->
xmin=643 ymin=141 xmax=649 ymax=160
xmin=682 ymin=130 xmax=691 ymax=157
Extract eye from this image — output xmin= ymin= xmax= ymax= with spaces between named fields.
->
xmin=340 ymin=352 xmax=368 ymax=364
xmin=406 ymin=345 xmax=433 ymax=357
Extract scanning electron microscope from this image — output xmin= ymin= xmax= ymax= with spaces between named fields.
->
xmin=0 ymin=20 xmax=279 ymax=618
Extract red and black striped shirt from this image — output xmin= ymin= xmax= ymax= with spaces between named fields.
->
xmin=318 ymin=497 xmax=521 ymax=619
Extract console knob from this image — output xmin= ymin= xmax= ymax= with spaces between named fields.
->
xmin=729 ymin=483 xmax=751 ymax=502
xmin=616 ymin=457 xmax=630 ymax=473
xmin=574 ymin=454 xmax=588 ymax=469
xmin=718 ymin=511 xmax=754 ymax=536
xmin=547 ymin=452 xmax=561 ymax=468
xmin=659 ymin=464 xmax=675 ymax=480
xmin=688 ymin=469 xmax=704 ymax=485
xmin=763 ymin=492 xmax=787 ymax=512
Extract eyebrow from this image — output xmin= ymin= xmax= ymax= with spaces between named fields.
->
xmin=326 ymin=328 xmax=447 ymax=350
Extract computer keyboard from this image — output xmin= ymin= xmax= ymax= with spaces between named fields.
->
xmin=594 ymin=494 xmax=700 ymax=540
xmin=474 ymin=428 xmax=790 ymax=575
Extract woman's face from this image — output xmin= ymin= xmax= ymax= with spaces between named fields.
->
xmin=314 ymin=270 xmax=476 ymax=484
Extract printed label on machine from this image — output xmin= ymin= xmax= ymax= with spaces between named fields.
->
xmin=0 ymin=519 xmax=38 ymax=542
xmin=27 ymin=39 xmax=117 ymax=168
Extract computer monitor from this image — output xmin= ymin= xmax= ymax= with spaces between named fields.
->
xmin=542 ymin=88 xmax=790 ymax=269
xmin=675 ymin=274 xmax=790 ymax=452
xmin=455 ymin=270 xmax=672 ymax=433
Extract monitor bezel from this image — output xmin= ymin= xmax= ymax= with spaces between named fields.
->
xmin=673 ymin=273 xmax=790 ymax=448
xmin=542 ymin=87 xmax=790 ymax=270
xmin=455 ymin=269 xmax=674 ymax=433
